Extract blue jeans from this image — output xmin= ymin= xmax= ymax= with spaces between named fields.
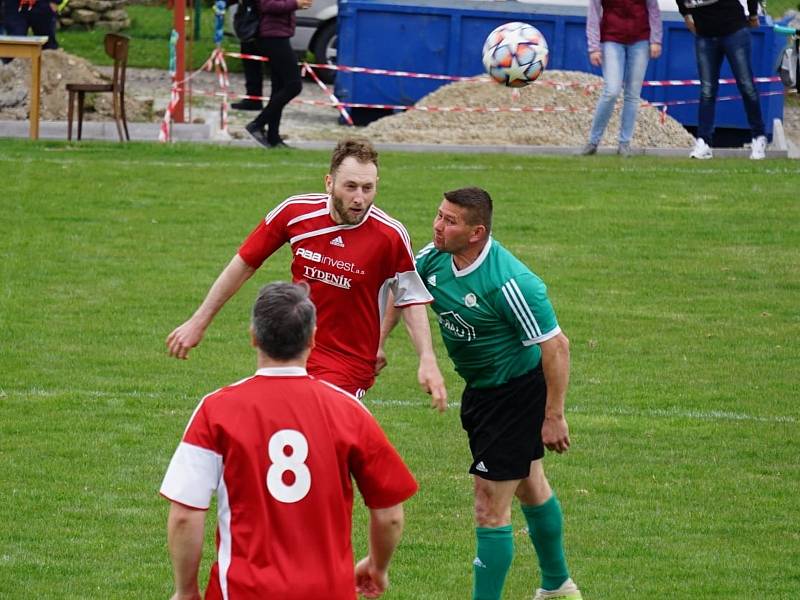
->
xmin=695 ymin=26 xmax=764 ymax=143
xmin=588 ymin=40 xmax=650 ymax=145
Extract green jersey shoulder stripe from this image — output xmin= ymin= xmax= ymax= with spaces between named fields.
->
xmin=501 ymin=277 xmax=542 ymax=339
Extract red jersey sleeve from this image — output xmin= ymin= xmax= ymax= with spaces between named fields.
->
xmin=238 ymin=211 xmax=291 ymax=269
xmin=350 ymin=414 xmax=418 ymax=509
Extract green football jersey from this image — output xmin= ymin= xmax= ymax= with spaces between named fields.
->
xmin=415 ymin=238 xmax=560 ymax=389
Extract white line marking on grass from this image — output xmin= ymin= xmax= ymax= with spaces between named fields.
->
xmin=367 ymin=398 xmax=796 ymax=423
xmin=5 ymin=389 xmax=795 ymax=424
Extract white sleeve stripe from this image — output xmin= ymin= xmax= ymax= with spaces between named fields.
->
xmin=415 ymin=242 xmax=435 ymax=260
xmin=501 ymin=278 xmax=542 ymax=338
xmin=521 ymin=326 xmax=561 ymax=346
xmin=371 ymin=207 xmax=412 ymax=249
xmin=508 ymin=278 xmax=543 ymax=337
xmin=287 ymin=207 xmax=329 ymax=226
xmin=160 ymin=442 xmax=222 ymax=509
xmin=265 ymin=196 xmax=328 ymax=224
xmin=370 ymin=211 xmax=414 ymax=259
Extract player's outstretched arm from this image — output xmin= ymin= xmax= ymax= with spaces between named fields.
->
xmin=166 ymin=255 xmax=256 ymax=359
xmin=355 ymin=504 xmax=405 ymax=598
xmin=167 ymin=502 xmax=206 ymax=600
xmin=539 ymin=332 xmax=571 ymax=453
xmin=400 ymin=304 xmax=448 ymax=411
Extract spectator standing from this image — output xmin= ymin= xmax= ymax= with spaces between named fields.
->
xmin=2 ymin=0 xmax=59 ymax=50
xmin=677 ymin=0 xmax=767 ymax=159
xmin=242 ymin=0 xmax=313 ymax=148
xmin=581 ymin=0 xmax=662 ymax=157
xmin=161 ymin=281 xmax=418 ymax=599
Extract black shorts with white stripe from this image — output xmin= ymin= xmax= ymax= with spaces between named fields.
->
xmin=460 ymin=363 xmax=546 ymax=481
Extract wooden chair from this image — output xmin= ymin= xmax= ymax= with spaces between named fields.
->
xmin=67 ymin=33 xmax=130 ymax=141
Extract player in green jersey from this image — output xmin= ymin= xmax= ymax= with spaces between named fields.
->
xmin=381 ymin=187 xmax=581 ymax=600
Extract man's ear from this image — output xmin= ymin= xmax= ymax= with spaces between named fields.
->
xmin=250 ymin=324 xmax=258 ymax=348
xmin=324 ymin=174 xmax=333 ymax=194
xmin=308 ymin=326 xmax=317 ymax=351
xmin=469 ymin=224 xmax=487 ymax=244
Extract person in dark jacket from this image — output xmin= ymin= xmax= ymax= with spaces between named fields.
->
xmin=677 ymin=0 xmax=767 ymax=159
xmin=244 ymin=0 xmax=313 ymax=149
xmin=581 ymin=0 xmax=662 ymax=157
xmin=2 ymin=0 xmax=59 ymax=50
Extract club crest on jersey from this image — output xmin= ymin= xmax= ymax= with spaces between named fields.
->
xmin=438 ymin=311 xmax=476 ymax=341
xmin=464 ymin=293 xmax=477 ymax=307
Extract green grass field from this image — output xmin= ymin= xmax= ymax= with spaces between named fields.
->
xmin=1 ymin=139 xmax=799 ymax=599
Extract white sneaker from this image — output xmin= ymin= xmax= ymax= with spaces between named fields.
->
xmin=690 ymin=138 xmax=713 ymax=159
xmin=533 ymin=577 xmax=583 ymax=600
xmin=750 ymin=135 xmax=767 ymax=160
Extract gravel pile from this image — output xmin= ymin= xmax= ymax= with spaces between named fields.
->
xmin=0 ymin=49 xmax=155 ymax=122
xmin=364 ymin=70 xmax=696 ymax=149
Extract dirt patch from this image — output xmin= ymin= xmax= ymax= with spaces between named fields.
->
xmin=363 ymin=70 xmax=695 ymax=148
xmin=0 ymin=49 xmax=155 ymax=122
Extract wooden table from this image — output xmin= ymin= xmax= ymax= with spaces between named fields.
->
xmin=0 ymin=36 xmax=49 ymax=140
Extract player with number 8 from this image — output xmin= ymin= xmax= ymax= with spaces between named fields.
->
xmin=161 ymin=281 xmax=418 ymax=599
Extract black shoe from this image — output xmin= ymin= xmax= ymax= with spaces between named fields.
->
xmin=267 ymin=139 xmax=291 ymax=149
xmin=245 ymin=122 xmax=270 ymax=148
xmin=232 ymin=99 xmax=263 ymax=111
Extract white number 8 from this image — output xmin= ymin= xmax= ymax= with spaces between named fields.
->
xmin=266 ymin=429 xmax=311 ymax=503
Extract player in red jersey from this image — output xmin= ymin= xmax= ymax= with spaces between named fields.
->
xmin=166 ymin=138 xmax=447 ymax=408
xmin=161 ymin=281 xmax=418 ymax=600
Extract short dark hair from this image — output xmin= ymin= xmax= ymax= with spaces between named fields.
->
xmin=329 ymin=138 xmax=379 ymax=175
xmin=443 ymin=187 xmax=493 ymax=233
xmin=252 ymin=282 xmax=316 ymax=361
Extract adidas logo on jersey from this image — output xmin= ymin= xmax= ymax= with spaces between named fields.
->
xmin=473 ymin=557 xmax=487 ymax=568
xmin=427 ymin=275 xmax=437 ymax=287
xmin=475 ymin=461 xmax=488 ymax=473
xmin=330 ymin=235 xmax=345 ymax=247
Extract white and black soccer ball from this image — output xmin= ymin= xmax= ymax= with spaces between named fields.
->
xmin=482 ymin=22 xmax=549 ymax=88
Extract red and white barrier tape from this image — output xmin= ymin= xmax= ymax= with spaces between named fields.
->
xmin=166 ymin=47 xmax=789 ymax=139
xmin=302 ymin=62 xmax=353 ymax=125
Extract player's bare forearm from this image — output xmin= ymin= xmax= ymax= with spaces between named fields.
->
xmin=368 ymin=504 xmax=404 ymax=573
xmin=167 ymin=503 xmax=206 ymax=599
xmin=539 ymin=333 xmax=571 ymax=452
xmin=377 ymin=292 xmax=402 ymax=374
xmin=166 ymin=255 xmax=256 ymax=359
xmin=401 ymin=304 xmax=448 ymax=410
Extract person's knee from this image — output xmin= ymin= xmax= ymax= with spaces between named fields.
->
xmin=699 ymin=83 xmax=717 ymax=101
xmin=474 ymin=483 xmax=513 ymax=528
xmin=283 ymin=78 xmax=302 ymax=99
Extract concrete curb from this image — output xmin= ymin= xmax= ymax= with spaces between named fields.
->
xmin=0 ymin=119 xmax=790 ymax=158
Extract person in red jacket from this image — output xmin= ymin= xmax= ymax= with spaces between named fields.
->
xmin=581 ymin=0 xmax=662 ymax=156
xmin=243 ymin=0 xmax=313 ymax=148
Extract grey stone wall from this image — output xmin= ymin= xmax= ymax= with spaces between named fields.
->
xmin=59 ymin=0 xmax=130 ymax=31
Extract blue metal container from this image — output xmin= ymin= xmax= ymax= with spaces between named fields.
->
xmin=335 ymin=0 xmax=785 ymax=138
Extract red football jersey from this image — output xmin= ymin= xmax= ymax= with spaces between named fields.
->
xmin=238 ymin=194 xmax=432 ymax=394
xmin=160 ymin=367 xmax=418 ymax=600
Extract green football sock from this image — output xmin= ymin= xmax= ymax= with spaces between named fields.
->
xmin=521 ymin=494 xmax=570 ymax=591
xmin=473 ymin=525 xmax=514 ymax=600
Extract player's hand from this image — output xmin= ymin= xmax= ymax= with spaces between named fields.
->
xmin=589 ymin=50 xmax=602 ymax=67
xmin=297 ymin=0 xmax=313 ymax=9
xmin=375 ymin=347 xmax=388 ymax=375
xmin=748 ymin=15 xmax=759 ymax=27
xmin=418 ymin=356 xmax=447 ymax=412
xmin=355 ymin=556 xmax=389 ymax=598
xmin=684 ymin=15 xmax=696 ymax=34
xmin=650 ymin=43 xmax=662 ymax=59
xmin=542 ymin=415 xmax=570 ymax=453
xmin=166 ymin=318 xmax=206 ymax=360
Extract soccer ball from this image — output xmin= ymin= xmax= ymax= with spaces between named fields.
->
xmin=482 ymin=22 xmax=549 ymax=88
